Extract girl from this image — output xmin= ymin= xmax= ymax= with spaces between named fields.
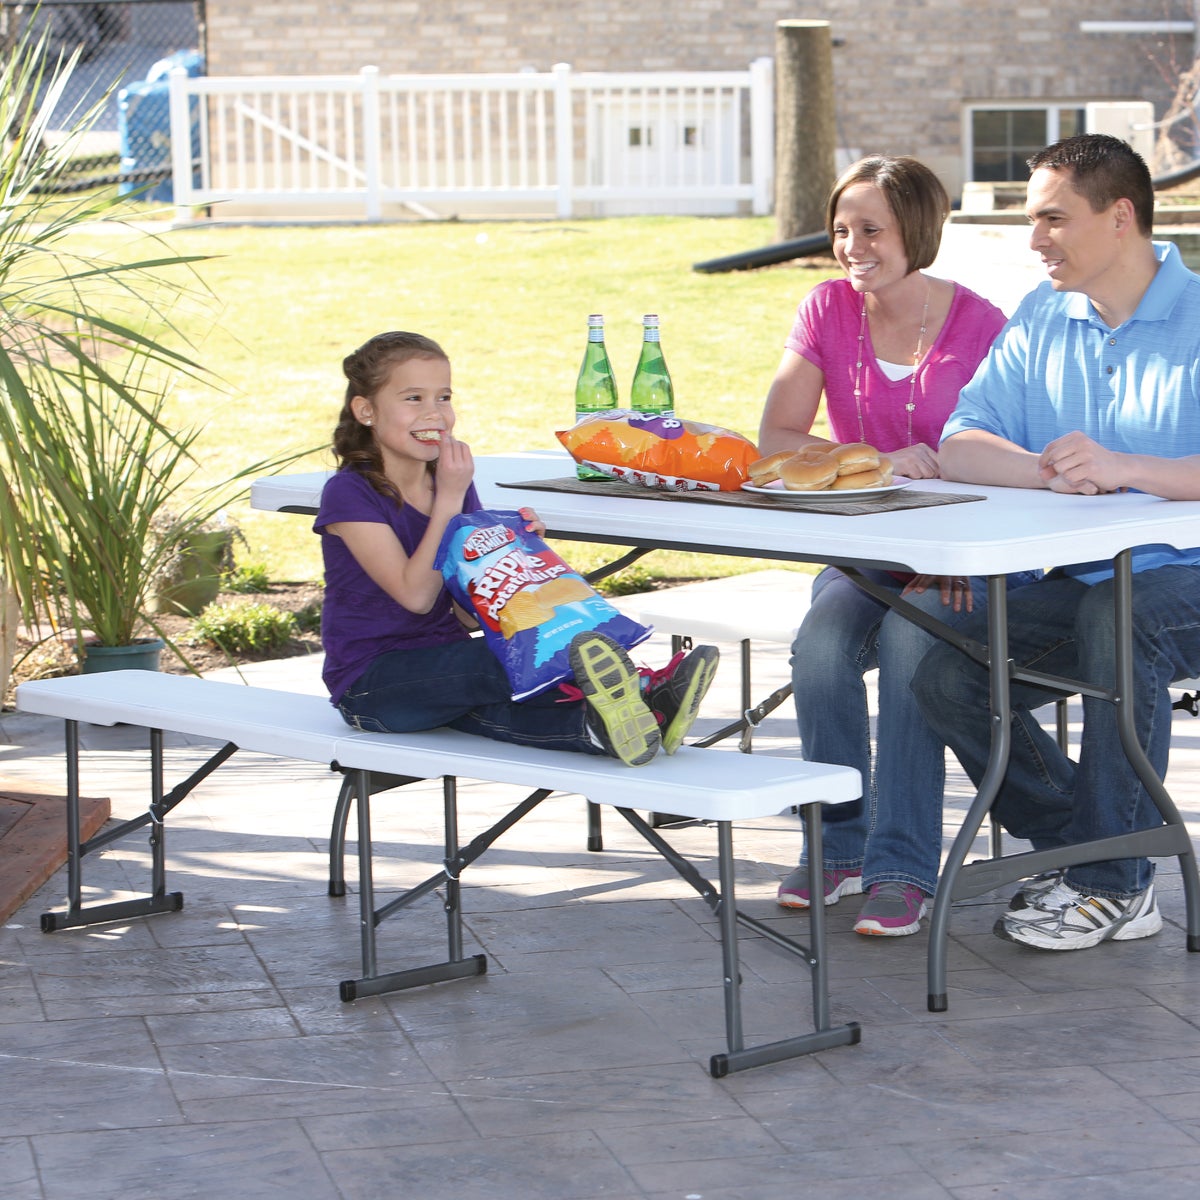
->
xmin=315 ymin=331 xmax=718 ymax=766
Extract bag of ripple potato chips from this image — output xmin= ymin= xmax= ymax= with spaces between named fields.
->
xmin=557 ymin=409 xmax=759 ymax=491
xmin=436 ymin=510 xmax=651 ymax=700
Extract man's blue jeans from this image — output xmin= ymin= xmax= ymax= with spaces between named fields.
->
xmin=336 ymin=637 xmax=601 ymax=754
xmin=912 ymin=565 xmax=1200 ymax=898
xmin=791 ymin=566 xmax=991 ymax=897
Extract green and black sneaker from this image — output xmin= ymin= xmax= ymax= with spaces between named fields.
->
xmin=640 ymin=645 xmax=720 ymax=754
xmin=569 ymin=632 xmax=661 ymax=766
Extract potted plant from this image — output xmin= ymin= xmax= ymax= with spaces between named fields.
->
xmin=15 ymin=362 xmax=304 ymax=673
xmin=0 ymin=24 xmax=305 ymax=681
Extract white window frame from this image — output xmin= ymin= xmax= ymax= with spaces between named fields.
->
xmin=963 ymin=103 xmax=1086 ymax=183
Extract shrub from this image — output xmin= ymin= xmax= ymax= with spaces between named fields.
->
xmin=593 ymin=563 xmax=658 ymax=597
xmin=188 ymin=600 xmax=297 ymax=654
xmin=293 ymin=599 xmax=323 ymax=634
xmin=223 ymin=562 xmax=272 ymax=593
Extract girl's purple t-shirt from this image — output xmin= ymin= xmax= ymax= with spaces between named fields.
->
xmin=314 ymin=469 xmax=480 ymax=705
xmin=784 ymin=276 xmax=1007 ymax=451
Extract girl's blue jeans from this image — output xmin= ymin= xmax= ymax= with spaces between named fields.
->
xmin=336 ymin=637 xmax=602 ymax=755
xmin=913 ymin=565 xmax=1200 ymax=899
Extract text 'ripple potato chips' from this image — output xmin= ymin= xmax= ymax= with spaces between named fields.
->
xmin=436 ymin=510 xmax=651 ymax=700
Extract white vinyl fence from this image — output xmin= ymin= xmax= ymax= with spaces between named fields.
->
xmin=168 ymin=60 xmax=774 ymax=222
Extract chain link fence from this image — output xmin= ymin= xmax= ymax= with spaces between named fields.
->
xmin=2 ymin=1 xmax=205 ymax=195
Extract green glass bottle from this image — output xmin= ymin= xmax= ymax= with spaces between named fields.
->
xmin=574 ymin=313 xmax=618 ymax=480
xmin=629 ymin=313 xmax=675 ymax=417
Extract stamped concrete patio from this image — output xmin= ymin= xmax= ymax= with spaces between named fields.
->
xmin=2 ymin=592 xmax=1200 ymax=1199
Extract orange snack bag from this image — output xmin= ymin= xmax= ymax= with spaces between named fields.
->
xmin=556 ymin=410 xmax=759 ymax=492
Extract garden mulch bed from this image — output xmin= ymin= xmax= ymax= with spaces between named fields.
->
xmin=3 ymin=574 xmax=704 ymax=711
xmin=2 ymin=581 xmax=325 ymax=711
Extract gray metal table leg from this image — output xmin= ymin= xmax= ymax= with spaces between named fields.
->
xmin=927 ymin=574 xmax=1010 ymax=1011
xmin=928 ymin=553 xmax=1200 ymax=1011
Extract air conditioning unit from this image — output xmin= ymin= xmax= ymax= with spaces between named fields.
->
xmin=1086 ymin=102 xmax=1155 ymax=163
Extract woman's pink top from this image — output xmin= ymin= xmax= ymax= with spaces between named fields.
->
xmin=784 ymin=276 xmax=1007 ymax=452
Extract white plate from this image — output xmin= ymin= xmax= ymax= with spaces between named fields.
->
xmin=740 ymin=478 xmax=912 ymax=500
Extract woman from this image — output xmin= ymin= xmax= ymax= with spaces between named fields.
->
xmin=759 ymin=155 xmax=1020 ymax=936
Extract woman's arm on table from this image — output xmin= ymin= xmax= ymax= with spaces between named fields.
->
xmin=757 ymin=350 xmax=830 ymax=457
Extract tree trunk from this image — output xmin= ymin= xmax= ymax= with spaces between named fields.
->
xmin=1 ymin=581 xmax=19 ymax=702
xmin=774 ymin=20 xmax=837 ymax=242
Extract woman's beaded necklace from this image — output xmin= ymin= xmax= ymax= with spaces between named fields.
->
xmin=852 ymin=281 xmax=931 ymax=446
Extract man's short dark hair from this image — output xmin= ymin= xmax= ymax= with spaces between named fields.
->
xmin=1028 ymin=134 xmax=1154 ymax=236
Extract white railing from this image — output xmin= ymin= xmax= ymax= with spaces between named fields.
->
xmin=168 ymin=60 xmax=774 ymax=222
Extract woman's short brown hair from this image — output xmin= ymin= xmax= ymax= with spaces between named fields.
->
xmin=825 ymin=155 xmax=951 ymax=272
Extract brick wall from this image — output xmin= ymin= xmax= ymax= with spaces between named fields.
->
xmin=203 ymin=1 xmax=1198 ymax=196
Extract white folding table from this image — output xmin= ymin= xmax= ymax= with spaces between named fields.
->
xmin=253 ymin=450 xmax=1200 ymax=1010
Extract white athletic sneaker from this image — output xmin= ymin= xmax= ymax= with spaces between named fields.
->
xmin=1007 ymin=869 xmax=1065 ymax=911
xmin=995 ymin=881 xmax=1162 ymax=951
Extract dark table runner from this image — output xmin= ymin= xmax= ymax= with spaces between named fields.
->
xmin=499 ymin=476 xmax=985 ymax=516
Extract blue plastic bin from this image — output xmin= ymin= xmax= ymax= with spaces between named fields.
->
xmin=118 ymin=50 xmax=203 ymax=203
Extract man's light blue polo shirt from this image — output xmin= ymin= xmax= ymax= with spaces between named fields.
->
xmin=942 ymin=241 xmax=1200 ymax=582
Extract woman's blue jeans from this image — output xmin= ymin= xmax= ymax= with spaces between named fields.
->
xmin=912 ymin=565 xmax=1200 ymax=899
xmin=791 ymin=566 xmax=991 ymax=897
xmin=336 ymin=637 xmax=602 ymax=755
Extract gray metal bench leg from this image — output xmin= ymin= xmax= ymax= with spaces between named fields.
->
xmin=804 ymin=803 xmax=832 ymax=1030
xmin=329 ymin=775 xmax=354 ymax=896
xmin=586 ymin=800 xmax=603 ymax=851
xmin=737 ymin=637 xmax=753 ymax=751
xmin=328 ymin=769 xmax=428 ymax=896
xmin=1055 ymin=697 xmax=1070 ymax=752
xmin=339 ymin=772 xmax=487 ymax=1001
xmin=41 ymin=723 xmax=235 ymax=932
xmin=708 ymin=804 xmax=861 ymax=1077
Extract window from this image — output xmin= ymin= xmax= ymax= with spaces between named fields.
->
xmin=967 ymin=106 xmax=1084 ymax=182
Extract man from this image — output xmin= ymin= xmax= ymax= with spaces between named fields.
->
xmin=911 ymin=133 xmax=1200 ymax=951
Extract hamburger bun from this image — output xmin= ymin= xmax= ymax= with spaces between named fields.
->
xmin=747 ymin=449 xmax=797 ymax=487
xmin=792 ymin=444 xmax=838 ymax=464
xmin=829 ymin=465 xmax=890 ymax=490
xmin=829 ymin=442 xmax=882 ymax=475
xmin=780 ymin=450 xmax=838 ymax=491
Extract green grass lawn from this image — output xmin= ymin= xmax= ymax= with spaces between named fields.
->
xmin=70 ymin=212 xmax=838 ymax=584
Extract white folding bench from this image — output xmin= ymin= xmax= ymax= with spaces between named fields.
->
xmin=17 ymin=670 xmax=862 ymax=1077
xmin=616 ymin=570 xmax=812 ymax=753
